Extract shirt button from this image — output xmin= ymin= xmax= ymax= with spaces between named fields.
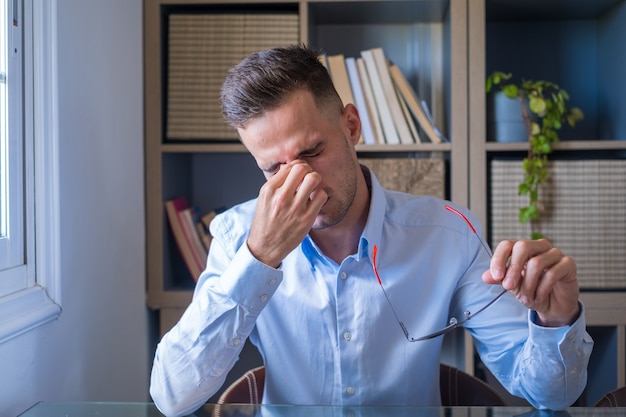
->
xmin=233 ymin=338 xmax=241 ymax=346
xmin=340 ymin=272 xmax=347 ymax=280
xmin=260 ymin=294 xmax=268 ymax=302
xmin=343 ymin=332 xmax=351 ymax=341
xmin=346 ymin=386 xmax=355 ymax=395
xmin=268 ymin=278 xmax=277 ymax=286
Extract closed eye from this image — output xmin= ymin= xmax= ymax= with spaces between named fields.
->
xmin=262 ymin=163 xmax=281 ymax=175
xmin=298 ymin=143 xmax=324 ymax=160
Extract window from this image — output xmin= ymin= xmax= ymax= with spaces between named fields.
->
xmin=1 ymin=0 xmax=27 ymax=293
xmin=0 ymin=0 xmax=61 ymax=344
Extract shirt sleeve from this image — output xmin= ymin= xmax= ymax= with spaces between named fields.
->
xmin=477 ymin=301 xmax=594 ymax=410
xmin=150 ymin=232 xmax=282 ymax=417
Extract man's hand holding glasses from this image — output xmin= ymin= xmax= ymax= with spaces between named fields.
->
xmin=373 ymin=204 xmax=581 ymax=342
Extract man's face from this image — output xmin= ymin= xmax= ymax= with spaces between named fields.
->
xmin=238 ymin=89 xmax=361 ymax=230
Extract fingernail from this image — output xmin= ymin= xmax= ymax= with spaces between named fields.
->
xmin=491 ymin=267 xmax=503 ymax=279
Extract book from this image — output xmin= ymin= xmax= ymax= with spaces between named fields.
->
xmin=368 ymin=47 xmax=415 ymax=145
xmin=356 ymin=57 xmax=384 ymax=144
xmin=179 ymin=207 xmax=208 ymax=271
xmin=195 ymin=220 xmax=212 ymax=252
xmin=201 ymin=210 xmax=218 ymax=230
xmin=389 ymin=64 xmax=445 ymax=144
xmin=164 ymin=197 xmax=206 ymax=281
xmin=345 ymin=57 xmax=376 ymax=145
xmin=197 ymin=210 xmax=218 ymax=251
xmin=326 ymin=54 xmax=355 ymax=107
xmin=394 ymin=82 xmax=422 ymax=143
xmin=318 ymin=52 xmax=329 ymax=71
xmin=420 ymin=99 xmax=448 ymax=142
xmin=326 ymin=54 xmax=363 ymax=144
xmin=361 ymin=49 xmax=400 ymax=144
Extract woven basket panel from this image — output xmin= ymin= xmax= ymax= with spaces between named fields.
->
xmin=360 ymin=158 xmax=445 ymax=199
xmin=490 ymin=159 xmax=626 ymax=289
xmin=167 ymin=13 xmax=299 ymax=141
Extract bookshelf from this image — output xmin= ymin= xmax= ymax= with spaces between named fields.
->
xmin=144 ymin=0 xmax=626 ymax=406
xmin=145 ymin=0 xmax=468 ymax=329
xmin=145 ymin=0 xmax=468 ymax=401
xmin=467 ymin=0 xmax=626 ymax=405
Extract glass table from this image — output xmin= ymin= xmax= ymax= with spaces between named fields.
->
xmin=18 ymin=402 xmax=626 ymax=417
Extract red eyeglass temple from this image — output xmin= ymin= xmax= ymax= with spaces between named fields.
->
xmin=373 ymin=204 xmax=483 ymax=286
xmin=444 ymin=204 xmax=476 ymax=234
xmin=372 ymin=245 xmax=382 ymax=285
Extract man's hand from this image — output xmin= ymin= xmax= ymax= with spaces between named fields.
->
xmin=247 ymin=161 xmax=328 ymax=268
xmin=482 ymin=239 xmax=580 ymax=327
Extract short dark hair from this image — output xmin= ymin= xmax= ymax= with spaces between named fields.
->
xmin=221 ymin=44 xmax=342 ymax=129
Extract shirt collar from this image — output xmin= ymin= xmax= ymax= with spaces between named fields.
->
xmin=357 ymin=165 xmax=386 ymax=263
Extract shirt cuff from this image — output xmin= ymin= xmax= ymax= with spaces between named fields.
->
xmin=528 ymin=301 xmax=586 ymax=345
xmin=217 ymin=243 xmax=283 ymax=313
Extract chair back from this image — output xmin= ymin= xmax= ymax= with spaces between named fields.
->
xmin=217 ymin=364 xmax=506 ymax=406
xmin=593 ymin=386 xmax=626 ymax=407
xmin=217 ymin=365 xmax=265 ymax=405
xmin=439 ymin=363 xmax=506 ymax=406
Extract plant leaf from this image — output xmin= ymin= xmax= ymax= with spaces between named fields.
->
xmin=529 ymin=96 xmax=546 ymax=115
xmin=503 ymin=84 xmax=518 ymax=98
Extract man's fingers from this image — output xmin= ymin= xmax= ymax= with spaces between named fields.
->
xmin=490 ymin=239 xmax=551 ymax=281
xmin=282 ymin=162 xmax=312 ymax=193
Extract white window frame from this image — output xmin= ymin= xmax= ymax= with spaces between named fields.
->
xmin=0 ymin=0 xmax=61 ymax=345
xmin=0 ymin=0 xmax=26 ymax=289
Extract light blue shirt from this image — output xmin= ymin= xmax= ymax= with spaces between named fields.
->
xmin=150 ymin=169 xmax=593 ymax=417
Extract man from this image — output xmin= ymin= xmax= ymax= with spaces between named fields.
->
xmin=150 ymin=45 xmax=593 ymax=417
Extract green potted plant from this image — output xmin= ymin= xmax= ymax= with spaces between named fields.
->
xmin=485 ymin=71 xmax=584 ymax=239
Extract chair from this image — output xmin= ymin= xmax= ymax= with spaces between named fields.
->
xmin=439 ymin=363 xmax=506 ymax=406
xmin=217 ymin=365 xmax=266 ymax=405
xmin=217 ymin=364 xmax=506 ymax=406
xmin=593 ymin=386 xmax=626 ymax=407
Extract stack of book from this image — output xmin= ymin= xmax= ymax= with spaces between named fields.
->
xmin=322 ymin=47 xmax=447 ymax=145
xmin=165 ymin=197 xmax=217 ymax=282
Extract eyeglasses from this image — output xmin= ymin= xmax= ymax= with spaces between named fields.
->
xmin=372 ymin=204 xmax=507 ymax=342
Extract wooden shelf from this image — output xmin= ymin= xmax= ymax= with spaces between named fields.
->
xmin=160 ymin=142 xmax=452 ymax=154
xmin=485 ymin=140 xmax=626 ymax=152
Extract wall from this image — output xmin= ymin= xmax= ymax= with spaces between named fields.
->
xmin=0 ymin=1 xmax=148 ymax=415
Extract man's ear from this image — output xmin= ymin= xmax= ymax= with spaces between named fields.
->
xmin=342 ymin=103 xmax=362 ymax=146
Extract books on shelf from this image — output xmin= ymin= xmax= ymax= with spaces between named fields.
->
xmin=327 ymin=54 xmax=363 ymax=144
xmin=367 ymin=47 xmax=415 ymax=145
xmin=394 ymin=80 xmax=422 ymax=143
xmin=165 ymin=197 xmax=209 ymax=282
xmin=322 ymin=47 xmax=445 ymax=146
xmin=360 ymin=48 xmax=401 ymax=145
xmin=197 ymin=210 xmax=217 ymax=251
xmin=327 ymin=54 xmax=356 ymax=111
xmin=345 ymin=57 xmax=375 ymax=145
xmin=389 ymin=64 xmax=446 ymax=144
xmin=356 ymin=57 xmax=384 ymax=144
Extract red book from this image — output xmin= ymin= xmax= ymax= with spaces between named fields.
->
xmin=164 ymin=197 xmax=207 ymax=281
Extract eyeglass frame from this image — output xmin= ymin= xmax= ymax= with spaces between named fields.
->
xmin=372 ymin=204 xmax=507 ymax=342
